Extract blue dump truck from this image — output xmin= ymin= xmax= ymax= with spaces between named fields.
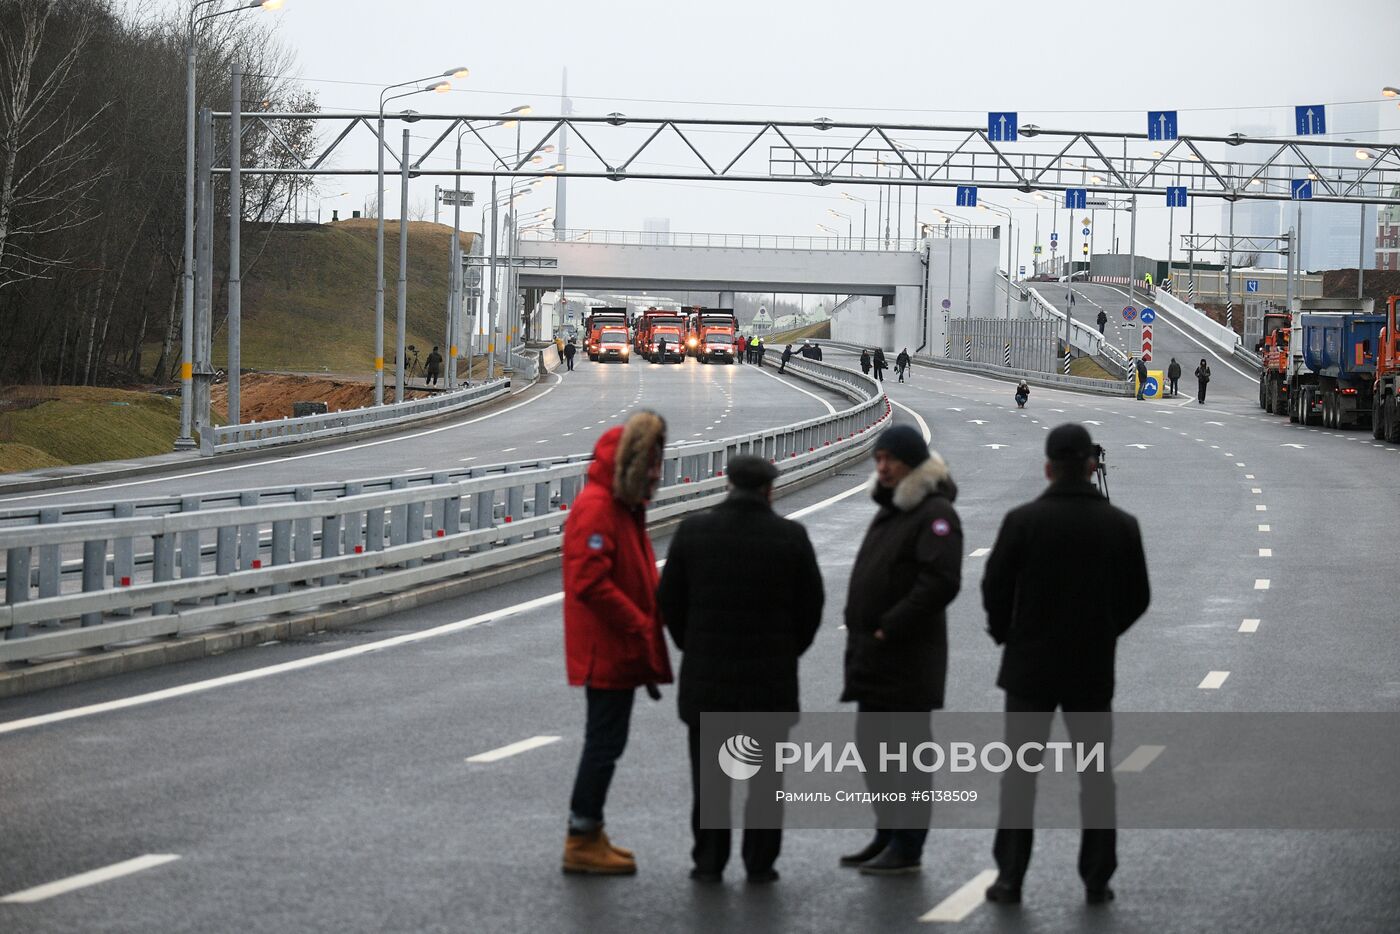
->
xmin=1291 ymin=301 xmax=1385 ymax=429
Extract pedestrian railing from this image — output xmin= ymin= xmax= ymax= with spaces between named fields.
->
xmin=0 ymin=358 xmax=887 ymax=665
xmin=199 ymin=379 xmax=512 ymax=456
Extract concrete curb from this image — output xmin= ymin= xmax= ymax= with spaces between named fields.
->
xmin=0 ymin=434 xmax=872 ymax=700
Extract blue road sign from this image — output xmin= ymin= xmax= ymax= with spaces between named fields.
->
xmin=1291 ymin=179 xmax=1314 ymax=201
xmin=1246 ymin=279 xmax=1260 ymax=293
xmin=988 ymin=112 xmax=1018 ymax=142
xmin=1140 ymin=307 xmax=1156 ymax=325
xmin=956 ymin=185 xmax=978 ymax=207
xmin=1065 ymin=187 xmax=1088 ymax=210
xmin=1143 ymin=376 xmax=1160 ymax=396
xmin=1122 ymin=306 xmax=1137 ymax=322
xmin=1295 ymin=105 xmax=1326 ymax=136
xmin=1082 ymin=227 xmax=1091 ymax=235
xmin=1050 ymin=231 xmax=1059 ymax=242
xmin=1019 ymin=265 xmax=1026 ymax=275
xmin=941 ymin=298 xmax=952 ymax=310
xmin=1166 ymin=186 xmax=1189 ymax=208
xmin=1148 ymin=110 xmax=1178 ymax=141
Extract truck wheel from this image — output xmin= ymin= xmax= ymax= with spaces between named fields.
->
xmin=1373 ymin=396 xmax=1386 ymax=440
xmin=1270 ymin=382 xmax=1282 ymax=415
xmin=1288 ymin=389 xmax=1299 ymax=423
xmin=1388 ymin=397 xmax=1400 ymax=443
xmin=1258 ymin=377 xmax=1268 ymax=410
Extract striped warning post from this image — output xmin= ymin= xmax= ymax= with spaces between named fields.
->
xmin=1225 ymin=300 xmax=1234 ymax=333
xmin=1142 ymin=323 xmax=1153 ymax=363
xmin=1186 ymin=280 xmax=1196 ymax=301
xmin=1062 ymin=349 xmax=1073 ymax=374
xmin=945 ymin=331 xmax=951 ymax=356
xmin=1003 ymin=342 xmax=1012 ymax=367
xmin=964 ymin=337 xmax=973 ymax=361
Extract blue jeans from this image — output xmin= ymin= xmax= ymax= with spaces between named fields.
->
xmin=568 ymin=687 xmax=636 ymax=833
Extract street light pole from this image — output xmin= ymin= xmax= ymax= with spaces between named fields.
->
xmin=396 ymin=128 xmax=410 ymax=401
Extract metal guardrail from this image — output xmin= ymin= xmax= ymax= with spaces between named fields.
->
xmin=0 ymin=357 xmax=888 ymax=664
xmin=520 ymin=228 xmax=949 ymax=252
xmin=199 ymin=379 xmax=511 ymax=456
xmin=1025 ymin=286 xmax=1131 ymax=377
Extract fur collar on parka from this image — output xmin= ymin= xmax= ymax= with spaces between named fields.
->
xmin=613 ymin=410 xmax=667 ymax=507
xmin=867 ymin=450 xmax=958 ymax=511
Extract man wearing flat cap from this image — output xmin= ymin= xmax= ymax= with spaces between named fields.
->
xmin=658 ymin=454 xmax=824 ymax=884
xmin=981 ymin=423 xmax=1150 ymax=907
xmin=840 ymin=424 xmax=964 ymax=876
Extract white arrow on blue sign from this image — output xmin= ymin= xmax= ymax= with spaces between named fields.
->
xmin=1140 ymin=307 xmax=1156 ymax=325
xmin=1147 ymin=110 xmax=1178 ymax=141
xmin=1050 ymin=232 xmax=1059 ymax=242
xmin=1082 ymin=227 xmax=1091 ymax=235
xmin=1246 ymin=280 xmax=1259 ymax=293
xmin=987 ymin=112 xmax=1017 ymax=142
xmin=1166 ymin=186 xmax=1189 ymax=208
xmin=1295 ymin=105 xmax=1326 ymax=136
xmin=956 ymin=185 xmax=978 ymax=207
xmin=1064 ymin=188 xmax=1088 ymax=210
xmin=1291 ymin=179 xmax=1313 ymax=201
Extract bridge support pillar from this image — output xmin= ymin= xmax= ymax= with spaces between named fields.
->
xmin=718 ymin=290 xmax=735 ymax=310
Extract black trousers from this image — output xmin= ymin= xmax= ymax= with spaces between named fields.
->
xmin=688 ymin=722 xmax=783 ymax=874
xmin=565 ymin=355 xmax=574 ymax=370
xmin=855 ymin=702 xmax=932 ymax=858
xmin=1169 ymin=376 xmax=1179 ymax=396
xmin=992 ymin=692 xmax=1117 ymax=890
xmin=1198 ymin=380 xmax=1209 ymax=403
xmin=568 ymin=687 xmax=636 ymax=828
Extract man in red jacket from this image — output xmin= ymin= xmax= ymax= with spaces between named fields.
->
xmin=561 ymin=410 xmax=673 ymax=874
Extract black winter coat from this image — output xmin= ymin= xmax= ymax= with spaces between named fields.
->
xmin=841 ymin=455 xmax=963 ymax=711
xmin=659 ymin=490 xmax=824 ymax=725
xmin=982 ymin=479 xmax=1149 ymax=705
xmin=1167 ymin=361 xmax=1181 ymax=380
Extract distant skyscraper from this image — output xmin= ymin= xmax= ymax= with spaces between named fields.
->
xmin=1219 ymin=123 xmax=1283 ymax=270
xmin=1297 ymin=102 xmax=1380 ymax=272
xmin=1377 ymin=186 xmax=1400 ymax=272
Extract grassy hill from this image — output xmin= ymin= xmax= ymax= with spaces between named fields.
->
xmin=0 ymin=386 xmax=182 ymax=473
xmin=764 ymin=320 xmax=831 ymax=344
xmin=205 ymin=220 xmax=476 ymax=375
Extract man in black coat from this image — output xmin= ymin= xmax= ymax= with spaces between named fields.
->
xmin=1166 ymin=357 xmax=1181 ymax=397
xmin=981 ymin=423 xmax=1150 ymax=906
xmin=1096 ymin=309 xmax=1108 ymax=334
xmin=840 ymin=424 xmax=963 ymax=875
xmin=658 ymin=455 xmax=824 ymax=884
xmin=563 ymin=339 xmax=576 ymax=371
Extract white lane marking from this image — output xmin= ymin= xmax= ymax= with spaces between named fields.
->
xmin=1255 ymin=504 xmax=1267 ymax=512
xmin=466 ymin=735 xmax=561 ymax=763
xmin=0 ymin=375 xmax=565 ymax=505
xmin=1240 ymin=619 xmax=1261 ymax=633
xmin=501 ymin=447 xmax=517 ymax=453
xmin=1258 ymin=524 xmax=1270 ymax=532
xmin=892 ymin=400 xmax=932 ymax=443
xmin=1236 ymin=462 xmax=1246 ymax=467
xmin=969 ymin=548 xmax=991 ymax=558
xmin=1259 ymin=548 xmax=1272 ymax=557
xmin=1255 ymin=579 xmax=1271 ymax=590
xmin=1245 ymin=473 xmax=1255 ymax=479
xmin=1199 ymin=671 xmax=1231 ymax=690
xmin=919 ymin=869 xmax=999 ymax=923
xmin=563 ymin=432 xmax=573 ymax=437
xmin=784 ymin=480 xmax=869 ymax=521
xmin=1 ymin=854 xmax=181 ymax=904
xmin=1114 ymin=744 xmax=1166 ymax=773
xmin=748 ymin=363 xmax=837 ymax=415
xmin=1251 ymin=488 xmax=1262 ymax=494
xmin=536 ymin=439 xmax=549 ymax=444
xmin=459 ymin=456 xmax=476 ymax=462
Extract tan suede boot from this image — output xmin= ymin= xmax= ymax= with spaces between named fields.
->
xmin=562 ymin=830 xmax=638 ymax=875
xmin=598 ymin=824 xmax=633 ymax=860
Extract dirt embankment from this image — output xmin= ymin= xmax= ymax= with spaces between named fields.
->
xmin=210 ymin=373 xmax=430 ymax=423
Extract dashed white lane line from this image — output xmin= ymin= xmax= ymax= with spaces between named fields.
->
xmin=1245 ymin=473 xmax=1255 ymax=479
xmin=459 ymin=456 xmax=476 ymax=462
xmin=1259 ymin=548 xmax=1273 ymax=557
xmin=1251 ymin=488 xmax=1262 ymax=494
xmin=1199 ymin=671 xmax=1231 ymax=690
xmin=501 ymin=447 xmax=517 ymax=453
xmin=1259 ymin=524 xmax=1271 ymax=532
xmin=466 ymin=735 xmax=561 ymax=763
xmin=969 ymin=548 xmax=991 ymax=558
xmin=1255 ymin=504 xmax=1268 ymax=512
xmin=1240 ymin=619 xmax=1261 ymax=633
xmin=1 ymin=854 xmax=181 ymax=904
xmin=1255 ymin=579 xmax=1271 ymax=590
xmin=919 ymin=869 xmax=999 ymax=923
xmin=1114 ymin=744 xmax=1166 ymax=773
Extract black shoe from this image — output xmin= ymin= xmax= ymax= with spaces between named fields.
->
xmin=857 ymin=846 xmax=921 ymax=876
xmin=985 ymin=879 xmax=1022 ymax=904
xmin=689 ymin=867 xmax=722 ymax=883
xmin=1086 ymin=886 xmax=1115 ymax=905
xmin=839 ymin=835 xmax=891 ymax=867
xmin=746 ymin=868 xmax=779 ymax=884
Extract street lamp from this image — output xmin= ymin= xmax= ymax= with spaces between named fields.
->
xmin=979 ymin=201 xmax=1016 ymax=319
xmin=840 ymin=192 xmax=869 ymax=244
xmin=828 ymin=208 xmax=852 ymax=248
xmin=375 ymin=67 xmax=466 ymax=404
xmin=179 ymin=0 xmax=285 ymax=446
xmin=316 ymin=191 xmax=348 ymax=224
xmin=1382 ymin=86 xmax=1399 ymax=97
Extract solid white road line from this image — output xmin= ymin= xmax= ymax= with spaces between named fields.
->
xmin=919 ymin=869 xmax=999 ymax=923
xmin=891 ymin=399 xmax=932 ymax=443
xmin=1114 ymin=744 xmax=1166 ymax=773
xmin=1 ymin=854 xmax=181 ymax=904
xmin=0 ymin=374 xmax=566 ymax=505
xmin=969 ymin=548 xmax=991 ymax=558
xmin=1199 ymin=671 xmax=1231 ymax=690
xmin=1240 ymin=619 xmax=1261 ymax=633
xmin=749 ymin=364 xmax=837 ymax=415
xmin=466 ymin=735 xmax=561 ymax=763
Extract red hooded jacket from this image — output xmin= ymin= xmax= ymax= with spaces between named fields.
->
xmin=562 ymin=423 xmax=673 ymax=689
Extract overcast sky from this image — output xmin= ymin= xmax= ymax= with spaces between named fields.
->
xmin=137 ymin=0 xmax=1400 ymax=273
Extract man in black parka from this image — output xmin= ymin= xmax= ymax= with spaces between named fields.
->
xmin=840 ymin=424 xmax=963 ymax=876
xmin=981 ymin=423 xmax=1150 ymax=906
xmin=658 ymin=455 xmax=824 ymax=884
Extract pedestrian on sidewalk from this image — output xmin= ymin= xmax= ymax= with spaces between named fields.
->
xmin=1134 ymin=358 xmax=1149 ymax=401
xmin=1096 ymin=310 xmax=1107 ymax=334
xmin=564 ymin=340 xmax=577 ymax=372
xmin=840 ymin=425 xmax=963 ymax=876
xmin=1167 ymin=358 xmax=1181 ymax=397
xmin=424 ymin=346 xmax=443 ymax=386
xmin=981 ymin=423 xmax=1150 ymax=907
xmin=658 ymin=455 xmax=824 ymax=884
xmin=895 ymin=348 xmax=911 ymax=383
xmin=860 ymin=349 xmax=872 ymax=375
xmin=561 ymin=411 xmax=673 ymax=875
xmin=1194 ymin=359 xmax=1211 ymax=404
xmin=872 ymin=348 xmax=887 ymax=382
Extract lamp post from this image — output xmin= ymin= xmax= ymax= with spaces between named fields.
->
xmin=179 ymin=0 xmax=283 ymax=447
xmin=317 ymin=191 xmax=348 ymax=224
xmin=375 ymin=67 xmax=466 ymax=404
xmin=828 ymin=209 xmax=853 ymax=248
xmin=841 ymin=192 xmax=868 ymax=246
xmin=979 ymin=201 xmax=1016 ymax=320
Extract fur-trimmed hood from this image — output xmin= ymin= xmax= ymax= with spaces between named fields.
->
xmin=868 ymin=451 xmax=958 ymax=511
xmin=585 ymin=411 xmax=667 ymax=508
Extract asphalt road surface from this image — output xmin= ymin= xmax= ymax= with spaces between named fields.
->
xmin=2 ymin=360 xmax=1397 ymax=932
